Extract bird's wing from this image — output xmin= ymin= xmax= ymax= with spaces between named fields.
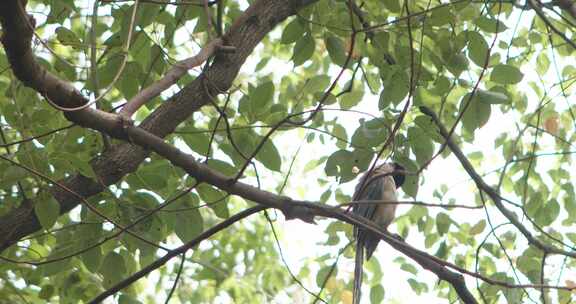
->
xmin=352 ymin=164 xmax=398 ymax=304
xmin=353 ymin=168 xmax=388 ymax=304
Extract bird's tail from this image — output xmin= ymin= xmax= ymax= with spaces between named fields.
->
xmin=353 ymin=240 xmax=364 ymax=304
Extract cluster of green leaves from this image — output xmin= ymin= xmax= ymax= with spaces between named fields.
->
xmin=271 ymin=1 xmax=575 ymax=303
xmin=1 ymin=0 xmax=576 ymax=303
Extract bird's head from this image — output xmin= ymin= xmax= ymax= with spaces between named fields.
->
xmin=391 ymin=162 xmax=405 ymax=189
xmin=374 ymin=162 xmax=405 ymax=189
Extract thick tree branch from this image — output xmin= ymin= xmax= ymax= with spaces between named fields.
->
xmin=121 ymin=122 xmax=576 ymax=301
xmin=0 ymin=0 xmax=127 ymax=139
xmin=121 ymin=124 xmax=480 ymax=302
xmin=0 ymin=0 xmax=317 ymax=251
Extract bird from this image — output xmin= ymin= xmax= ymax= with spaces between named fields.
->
xmin=352 ymin=162 xmax=405 ymax=304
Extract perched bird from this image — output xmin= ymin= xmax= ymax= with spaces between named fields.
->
xmin=352 ymin=162 xmax=405 ymax=304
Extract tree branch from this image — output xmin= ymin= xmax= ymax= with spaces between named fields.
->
xmin=554 ymin=0 xmax=576 ymax=19
xmin=118 ymin=38 xmax=232 ymax=119
xmin=0 ymin=0 xmax=127 ymax=139
xmin=120 ymin=123 xmax=481 ymax=303
xmin=0 ymin=0 xmax=318 ymax=251
xmin=420 ymin=106 xmax=576 ymax=258
xmin=89 ymin=205 xmax=268 ymax=304
xmin=528 ymin=0 xmax=576 ymax=51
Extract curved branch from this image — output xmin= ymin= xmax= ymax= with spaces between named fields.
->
xmin=420 ymin=106 xmax=576 ymax=258
xmin=0 ymin=0 xmax=315 ymax=251
xmin=0 ymin=1 xmax=127 ymax=139
xmin=0 ymin=0 xmax=318 ymax=252
xmin=120 ymin=122 xmax=576 ymax=301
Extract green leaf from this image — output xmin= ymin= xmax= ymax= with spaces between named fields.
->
xmin=339 ymin=90 xmax=363 ymax=109
xmin=55 ymin=152 xmax=96 ymax=178
xmin=470 ymin=219 xmax=486 ymax=235
xmin=407 ymin=278 xmax=427 ymax=295
xmin=467 ymin=31 xmax=489 ymax=67
xmin=542 ymin=199 xmax=560 ymax=226
xmin=476 ymin=16 xmax=507 ymax=33
xmin=101 ymin=252 xmax=127 ymax=288
xmin=436 ymin=212 xmax=451 ymax=235
xmin=181 ymin=128 xmax=211 ymax=156
xmin=381 ymin=69 xmax=409 ymax=106
xmin=207 ymin=159 xmax=238 ymax=176
xmin=81 ymin=245 xmax=103 ymax=273
xmin=54 ymin=58 xmax=77 ymax=80
xmin=401 ymin=263 xmax=418 ymax=275
xmin=460 ymin=93 xmax=491 ymax=132
xmin=407 ymin=127 xmax=434 ymax=166
xmin=370 ymin=284 xmax=385 ymax=303
xmin=325 ymin=150 xmax=356 ymax=183
xmin=381 ymin=0 xmax=401 ymax=12
xmin=250 ymin=81 xmax=275 ymax=114
xmin=47 ymin=1 xmax=73 ymax=24
xmin=119 ymin=295 xmax=143 ymax=304
xmin=429 ymin=5 xmax=453 ymax=26
xmin=197 ymin=183 xmax=229 ymax=218
xmin=40 ymin=246 xmax=73 ymax=276
xmin=175 ymin=207 xmax=203 ymax=242
xmin=119 ymin=62 xmax=143 ymax=99
xmin=351 ymin=119 xmax=388 ymax=148
xmin=34 ymin=195 xmax=60 ymax=230
xmin=292 ymin=34 xmax=315 ymax=66
xmin=255 ymin=138 xmax=282 ymax=172
xmin=55 ymin=27 xmax=82 ymax=49
xmin=39 ymin=285 xmax=55 ymax=300
xmin=446 ymin=53 xmax=469 ymax=77
xmin=126 ymin=163 xmax=168 ymax=191
xmin=491 ymin=64 xmax=523 ymax=84
xmin=315 ymin=265 xmax=335 ymax=287
xmin=304 ymin=75 xmax=331 ymax=95
xmin=1 ymin=166 xmax=28 ymax=187
xmin=536 ymin=53 xmax=550 ymax=75
xmin=414 ymin=116 xmax=443 ymax=143
xmin=281 ymin=18 xmax=305 ymax=44
xmin=476 ymin=89 xmax=510 ymax=105
xmin=332 ymin=123 xmax=348 ymax=149
xmin=325 ymin=35 xmax=347 ymax=66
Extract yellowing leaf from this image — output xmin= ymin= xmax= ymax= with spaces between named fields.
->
xmin=341 ymin=290 xmax=353 ymax=304
xmin=470 ymin=219 xmax=486 ymax=235
xmin=544 ymin=115 xmax=559 ymax=135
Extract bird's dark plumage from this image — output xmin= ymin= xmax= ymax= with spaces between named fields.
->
xmin=352 ymin=162 xmax=405 ymax=304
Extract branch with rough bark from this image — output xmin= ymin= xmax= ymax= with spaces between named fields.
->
xmin=0 ymin=0 xmax=317 ymax=252
xmin=119 ymin=118 xmax=576 ymax=301
xmin=2 ymin=1 xmax=573 ymax=303
xmin=89 ymin=119 xmax=574 ymax=303
xmin=106 ymin=125 xmax=478 ymax=303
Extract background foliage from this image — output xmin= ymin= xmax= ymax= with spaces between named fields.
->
xmin=1 ymin=0 xmax=576 ymax=303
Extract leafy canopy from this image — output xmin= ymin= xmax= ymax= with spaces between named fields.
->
xmin=1 ymin=0 xmax=576 ymax=303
